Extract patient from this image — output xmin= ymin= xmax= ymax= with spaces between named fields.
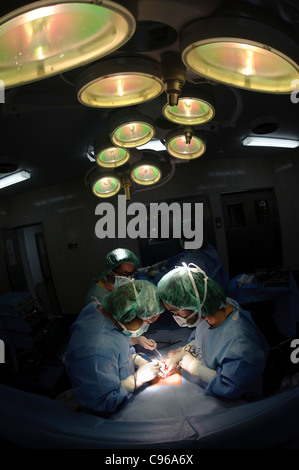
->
xmin=157 ymin=263 xmax=269 ymax=401
xmin=65 ymin=280 xmax=164 ymax=417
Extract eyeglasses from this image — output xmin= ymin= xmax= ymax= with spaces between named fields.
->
xmin=113 ymin=269 xmax=136 ymax=277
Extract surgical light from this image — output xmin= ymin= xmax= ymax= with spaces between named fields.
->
xmin=162 ymin=95 xmax=215 ymax=126
xmin=0 ymin=0 xmax=136 ymax=88
xmin=242 ymin=136 xmax=299 ymax=148
xmin=166 ymin=128 xmax=206 ymax=159
xmin=93 ymin=132 xmax=130 ymax=168
xmin=110 ymin=114 xmax=155 ymax=148
xmin=91 ymin=174 xmax=121 ymax=198
xmin=130 ymin=164 xmax=161 ymax=185
xmin=76 ymin=56 xmax=164 ymax=107
xmin=181 ymin=15 xmax=299 ymax=93
xmin=0 ymin=170 xmax=30 ymax=189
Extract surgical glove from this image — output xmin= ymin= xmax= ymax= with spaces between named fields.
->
xmin=132 ymin=353 xmax=149 ymax=368
xmin=179 ymin=351 xmax=201 ymax=375
xmin=166 ymin=347 xmax=185 ymax=371
xmin=166 ymin=340 xmax=195 ymax=371
xmin=136 ymin=361 xmax=161 ymax=387
xmin=134 ymin=336 xmax=157 ymax=350
xmin=180 ymin=352 xmax=217 ymax=383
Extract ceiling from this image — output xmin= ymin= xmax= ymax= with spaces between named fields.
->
xmin=0 ymin=0 xmax=298 ymax=200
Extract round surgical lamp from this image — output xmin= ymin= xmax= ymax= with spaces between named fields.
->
xmin=130 ymin=162 xmax=161 ymax=186
xmin=110 ymin=114 xmax=155 ymax=148
xmin=93 ymin=133 xmax=130 ymax=168
xmin=181 ymin=16 xmax=299 ymax=93
xmin=166 ymin=127 xmax=206 ymax=159
xmin=162 ymin=90 xmax=215 ymax=125
xmin=0 ymin=0 xmax=136 ymax=88
xmin=91 ymin=172 xmax=121 ymax=198
xmin=76 ymin=56 xmax=164 ymax=107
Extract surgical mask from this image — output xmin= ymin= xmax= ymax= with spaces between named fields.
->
xmin=117 ymin=320 xmax=149 ymax=337
xmin=113 ymin=275 xmax=132 ymax=288
xmin=173 ymin=311 xmax=201 ymax=328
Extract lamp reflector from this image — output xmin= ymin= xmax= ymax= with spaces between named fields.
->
xmin=131 ymin=164 xmax=161 ymax=185
xmin=181 ymin=16 xmax=299 ymax=93
xmin=76 ymin=56 xmax=164 ymax=107
xmin=163 ymin=97 xmax=215 ymax=125
xmin=166 ymin=132 xmax=206 ymax=159
xmin=0 ymin=0 xmax=136 ymax=88
xmin=111 ymin=121 xmax=155 ymax=148
xmin=78 ymin=72 xmax=164 ymax=108
xmin=96 ymin=146 xmax=130 ymax=168
xmin=183 ymin=41 xmax=299 ymax=93
xmin=92 ymin=175 xmax=121 ymax=197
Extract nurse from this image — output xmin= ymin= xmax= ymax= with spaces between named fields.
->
xmin=65 ymin=280 xmax=164 ymax=416
xmin=157 ymin=263 xmax=269 ymax=401
xmin=85 ymin=247 xmax=157 ymax=350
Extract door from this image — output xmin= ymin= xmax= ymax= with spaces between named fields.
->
xmin=2 ymin=228 xmax=28 ymax=292
xmin=221 ymin=188 xmax=282 ymax=277
xmin=2 ymin=225 xmax=61 ymax=316
xmin=139 ymin=194 xmax=216 ymax=266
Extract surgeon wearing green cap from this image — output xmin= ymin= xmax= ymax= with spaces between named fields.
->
xmin=85 ymin=248 xmax=139 ymax=304
xmin=65 ymin=280 xmax=164 ymax=416
xmin=157 ymin=263 xmax=269 ymax=401
xmin=84 ymin=248 xmax=158 ymax=351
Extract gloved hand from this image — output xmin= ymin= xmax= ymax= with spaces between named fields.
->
xmin=179 ymin=352 xmax=217 ymax=383
xmin=166 ymin=347 xmax=185 ymax=371
xmin=179 ymin=351 xmax=201 ymax=375
xmin=132 ymin=353 xmax=149 ymax=368
xmin=136 ymin=361 xmax=161 ymax=387
xmin=134 ymin=336 xmax=157 ymax=350
xmin=166 ymin=340 xmax=195 ymax=371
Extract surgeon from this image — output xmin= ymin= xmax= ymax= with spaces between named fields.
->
xmin=85 ymin=247 xmax=157 ymax=351
xmin=157 ymin=263 xmax=269 ymax=401
xmin=84 ymin=248 xmax=139 ymax=305
xmin=65 ymin=280 xmax=164 ymax=416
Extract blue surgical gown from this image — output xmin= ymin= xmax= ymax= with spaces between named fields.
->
xmin=194 ymin=298 xmax=269 ymax=401
xmin=65 ymin=302 xmax=135 ymax=416
xmin=84 ymin=278 xmax=109 ymax=306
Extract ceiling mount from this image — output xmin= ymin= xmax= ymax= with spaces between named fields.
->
xmin=161 ymin=51 xmax=186 ymax=106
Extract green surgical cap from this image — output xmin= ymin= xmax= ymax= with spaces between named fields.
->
xmin=102 ymin=248 xmax=139 ymax=277
xmin=101 ymin=280 xmax=164 ymax=322
xmin=157 ymin=264 xmax=226 ymax=317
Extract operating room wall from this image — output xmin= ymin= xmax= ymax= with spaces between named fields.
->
xmin=0 ymin=151 xmax=298 ymax=315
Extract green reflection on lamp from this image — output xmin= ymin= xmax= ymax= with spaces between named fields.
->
xmin=96 ymin=146 xmax=130 ymax=168
xmin=92 ymin=175 xmax=121 ymax=197
xmin=166 ymin=128 xmax=206 ymax=159
xmin=111 ymin=119 xmax=155 ymax=148
xmin=163 ymin=96 xmax=215 ymax=125
xmin=181 ymin=16 xmax=299 ymax=93
xmin=0 ymin=0 xmax=136 ymax=88
xmin=131 ymin=164 xmax=161 ymax=185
